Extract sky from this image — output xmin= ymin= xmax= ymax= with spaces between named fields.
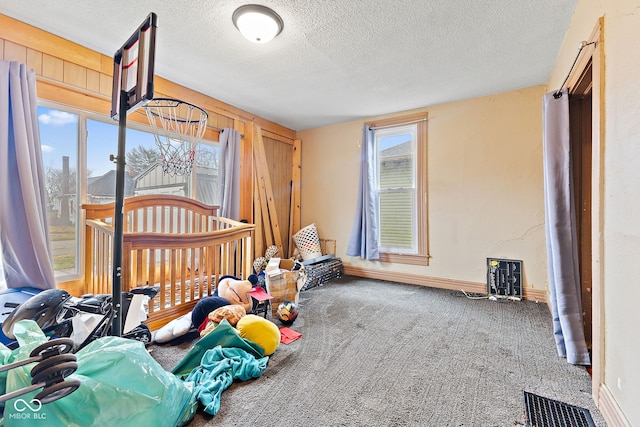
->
xmin=379 ymin=133 xmax=411 ymax=151
xmin=39 ymin=106 xmax=157 ymax=177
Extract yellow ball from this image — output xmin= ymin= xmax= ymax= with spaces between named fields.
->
xmin=236 ymin=314 xmax=280 ymax=356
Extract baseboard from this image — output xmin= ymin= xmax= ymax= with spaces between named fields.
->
xmin=343 ymin=264 xmax=547 ymax=303
xmin=598 ymin=383 xmax=631 ymax=427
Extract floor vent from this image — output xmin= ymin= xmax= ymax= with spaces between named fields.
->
xmin=523 ymin=391 xmax=595 ymax=427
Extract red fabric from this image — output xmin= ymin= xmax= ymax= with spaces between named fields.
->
xmin=279 ymin=327 xmax=302 ymax=344
xmin=197 ymin=317 xmax=210 ymax=333
xmin=247 ymin=286 xmax=273 ymax=301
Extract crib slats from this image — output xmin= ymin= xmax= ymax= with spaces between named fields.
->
xmin=83 ymin=195 xmax=253 ymax=330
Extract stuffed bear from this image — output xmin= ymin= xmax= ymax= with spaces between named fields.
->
xmin=200 ymin=304 xmax=247 ymax=337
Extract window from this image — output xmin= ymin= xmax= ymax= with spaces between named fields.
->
xmin=38 ymin=103 xmax=219 ymax=281
xmin=39 ymin=106 xmax=80 ymax=280
xmin=368 ymin=113 xmax=428 ymax=265
xmin=86 ymin=118 xmax=219 ymax=204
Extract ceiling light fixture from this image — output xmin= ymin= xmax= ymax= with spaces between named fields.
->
xmin=232 ymin=4 xmax=284 ymax=44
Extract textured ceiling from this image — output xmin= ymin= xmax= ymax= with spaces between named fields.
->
xmin=0 ymin=0 xmax=577 ymax=131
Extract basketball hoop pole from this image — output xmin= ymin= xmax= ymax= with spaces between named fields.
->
xmin=111 ymin=88 xmax=129 ymax=337
xmin=109 ymin=12 xmax=157 ymax=338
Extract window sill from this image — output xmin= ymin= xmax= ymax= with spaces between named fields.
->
xmin=378 ymin=252 xmax=430 ymax=266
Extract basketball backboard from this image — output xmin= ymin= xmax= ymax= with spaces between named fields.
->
xmin=110 ymin=12 xmax=157 ymax=120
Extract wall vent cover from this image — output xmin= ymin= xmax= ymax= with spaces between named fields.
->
xmin=523 ymin=391 xmax=595 ymax=427
xmin=487 ymin=258 xmax=522 ymax=299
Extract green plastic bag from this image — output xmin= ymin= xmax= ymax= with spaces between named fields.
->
xmin=1 ymin=320 xmax=197 ymax=427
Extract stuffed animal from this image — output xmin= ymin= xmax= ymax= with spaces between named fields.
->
xmin=192 ymin=296 xmax=231 ymax=333
xmin=200 ymin=304 xmax=247 ymax=337
xmin=153 ymin=311 xmax=194 ymax=344
xmin=156 ymin=274 xmax=259 ymax=342
xmin=215 ymin=275 xmax=257 ymax=313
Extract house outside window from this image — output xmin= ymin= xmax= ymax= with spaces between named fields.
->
xmin=39 ymin=103 xmax=219 ymax=281
xmin=367 ymin=113 xmax=429 ymax=265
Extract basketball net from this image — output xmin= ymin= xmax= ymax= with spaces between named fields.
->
xmin=142 ymin=98 xmax=208 ymax=176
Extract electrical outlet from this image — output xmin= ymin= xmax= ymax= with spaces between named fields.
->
xmin=617 ymin=377 xmax=622 ymax=391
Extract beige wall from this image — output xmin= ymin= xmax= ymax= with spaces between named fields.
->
xmin=297 ymin=85 xmax=548 ymax=300
xmin=547 ymin=1 xmax=640 ymax=425
xmin=300 ymin=1 xmax=640 ymax=423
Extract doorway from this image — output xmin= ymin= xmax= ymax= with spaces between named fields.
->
xmin=569 ymin=61 xmax=593 ymax=350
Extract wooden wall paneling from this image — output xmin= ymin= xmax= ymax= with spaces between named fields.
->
xmin=42 ymin=53 xmax=64 ymax=81
xmin=236 ymin=121 xmax=246 ymax=138
xmin=63 ymin=61 xmax=87 ymax=88
xmin=243 ymin=122 xmax=256 ymax=233
xmin=262 ymin=128 xmax=295 ymax=145
xmin=218 ymin=116 xmax=234 ymax=129
xmin=262 ymin=135 xmax=293 ymax=256
xmin=236 ymin=119 xmax=252 ymax=223
xmin=99 ymin=72 xmax=112 ymax=97
xmin=153 ymin=77 xmax=248 ymax=126
xmin=26 ymin=49 xmax=43 ymax=74
xmin=253 ymin=126 xmax=283 ymax=256
xmin=0 ymin=14 xmax=108 ymax=74
xmin=208 ymin=111 xmax=220 ymax=129
xmin=201 ymin=126 xmax=220 ymax=142
xmin=36 ymin=79 xmax=111 ymax=116
xmin=253 ymin=117 xmax=295 ymax=142
xmin=289 ymin=139 xmax=301 ymax=256
xmin=4 ymin=40 xmax=27 ymax=63
xmin=86 ymin=69 xmax=101 ymax=93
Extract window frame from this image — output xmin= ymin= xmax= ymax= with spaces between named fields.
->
xmin=38 ymin=100 xmax=220 ymax=283
xmin=366 ymin=112 xmax=429 ymax=265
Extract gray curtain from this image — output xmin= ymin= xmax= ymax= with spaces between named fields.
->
xmin=0 ymin=239 xmax=5 ymax=289
xmin=0 ymin=61 xmax=56 ymax=290
xmin=346 ymin=126 xmax=379 ymax=260
xmin=542 ymin=89 xmax=590 ymax=365
xmin=218 ymin=128 xmax=241 ymax=220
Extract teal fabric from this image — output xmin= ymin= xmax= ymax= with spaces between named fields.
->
xmin=171 ymin=319 xmax=264 ymax=379
xmin=185 ymin=345 xmax=268 ymax=415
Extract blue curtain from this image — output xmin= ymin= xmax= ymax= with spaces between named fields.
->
xmin=542 ymin=89 xmax=590 ymax=365
xmin=346 ymin=126 xmax=379 ymax=260
xmin=0 ymin=61 xmax=55 ymax=290
xmin=218 ymin=128 xmax=241 ymax=220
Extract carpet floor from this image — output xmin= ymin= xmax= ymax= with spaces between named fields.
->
xmin=148 ymin=275 xmax=606 ymax=426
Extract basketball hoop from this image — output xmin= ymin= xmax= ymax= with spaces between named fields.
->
xmin=142 ymin=98 xmax=208 ymax=176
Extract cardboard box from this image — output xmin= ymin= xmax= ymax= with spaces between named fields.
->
xmin=265 ymin=258 xmax=300 ymax=317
